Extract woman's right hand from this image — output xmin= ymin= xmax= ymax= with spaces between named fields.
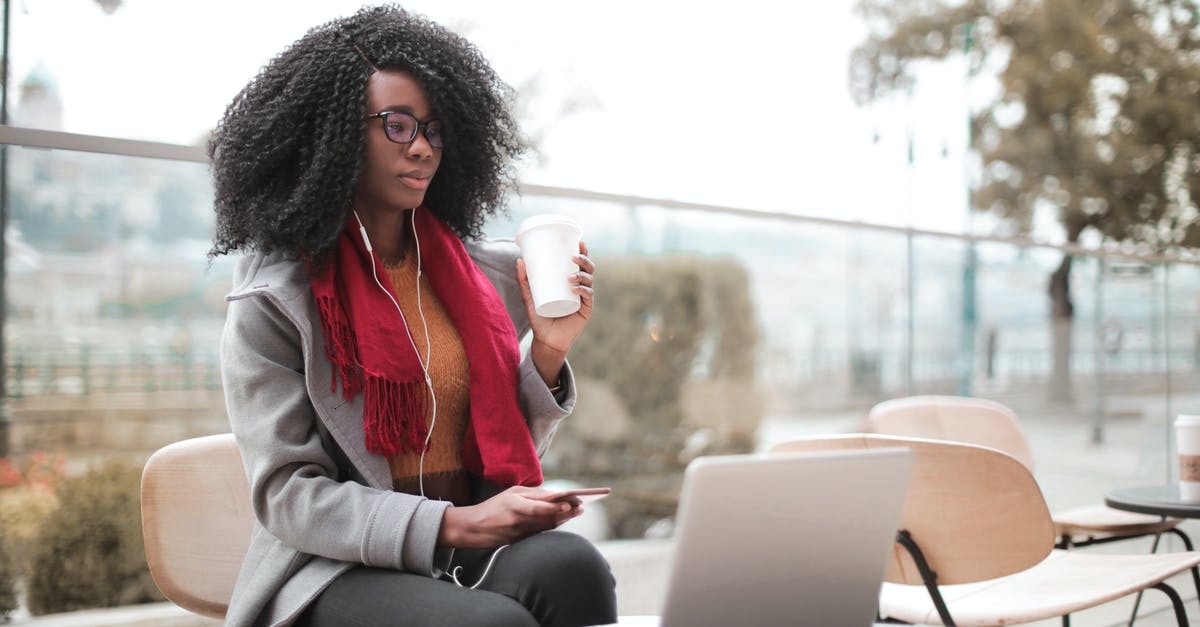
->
xmin=437 ymin=486 xmax=582 ymax=548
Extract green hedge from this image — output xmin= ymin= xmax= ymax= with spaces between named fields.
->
xmin=26 ymin=461 xmax=163 ymax=615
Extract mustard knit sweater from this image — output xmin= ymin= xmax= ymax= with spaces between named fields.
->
xmin=384 ymin=252 xmax=471 ymax=505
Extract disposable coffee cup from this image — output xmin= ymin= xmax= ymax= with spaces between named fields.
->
xmin=515 ymin=214 xmax=582 ymax=318
xmin=1177 ymin=414 xmax=1200 ymax=501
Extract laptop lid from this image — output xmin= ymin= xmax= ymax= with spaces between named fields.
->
xmin=660 ymin=447 xmax=913 ymax=627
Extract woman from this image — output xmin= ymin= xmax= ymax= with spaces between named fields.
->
xmin=209 ymin=6 xmax=616 ymax=626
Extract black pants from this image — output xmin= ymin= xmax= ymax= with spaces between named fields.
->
xmin=295 ymin=530 xmax=618 ymax=627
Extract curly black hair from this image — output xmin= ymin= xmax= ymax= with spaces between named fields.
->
xmin=208 ymin=4 xmax=526 ymax=261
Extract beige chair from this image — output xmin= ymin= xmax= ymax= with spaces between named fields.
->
xmin=140 ymin=433 xmax=253 ymax=619
xmin=141 ymin=434 xmax=648 ymax=624
xmin=770 ymin=434 xmax=1200 ymax=626
xmin=864 ymin=395 xmax=1188 ymax=551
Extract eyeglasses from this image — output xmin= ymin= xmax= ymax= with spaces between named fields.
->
xmin=366 ymin=111 xmax=444 ymax=149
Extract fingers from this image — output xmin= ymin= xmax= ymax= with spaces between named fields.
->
xmin=571 ymin=270 xmax=594 ymax=289
xmin=524 ymin=488 xmax=566 ymax=502
xmin=555 ymin=506 xmax=584 ymax=526
xmin=519 ymin=488 xmax=584 ymax=527
xmin=571 ymin=243 xmax=595 ymax=312
xmin=573 ymin=245 xmax=595 ymax=273
xmin=571 ymin=279 xmax=594 ymax=300
xmin=507 ymin=486 xmax=570 ymax=518
xmin=516 ymin=496 xmax=568 ymax=518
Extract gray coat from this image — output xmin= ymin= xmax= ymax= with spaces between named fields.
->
xmin=219 ymin=238 xmax=576 ymax=627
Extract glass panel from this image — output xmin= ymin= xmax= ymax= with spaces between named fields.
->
xmin=909 ymin=235 xmax=968 ymax=396
xmin=1166 ymin=264 xmax=1200 ymax=485
xmin=5 ymin=145 xmax=229 ymax=461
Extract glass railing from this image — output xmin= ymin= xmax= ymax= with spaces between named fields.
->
xmin=6 ymin=130 xmax=1200 ymax=498
xmin=1 ymin=127 xmax=1198 ymax=616
xmin=492 ymin=184 xmax=1200 ymax=521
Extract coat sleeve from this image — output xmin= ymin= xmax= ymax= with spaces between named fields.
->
xmin=518 ymin=354 xmax=575 ymax=457
xmin=220 ymin=293 xmax=450 ymax=577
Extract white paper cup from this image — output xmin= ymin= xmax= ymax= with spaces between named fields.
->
xmin=515 ymin=214 xmax=582 ymax=318
xmin=1177 ymin=414 xmax=1200 ymax=501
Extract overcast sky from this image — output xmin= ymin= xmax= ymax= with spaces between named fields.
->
xmin=12 ymin=0 xmax=1003 ymax=238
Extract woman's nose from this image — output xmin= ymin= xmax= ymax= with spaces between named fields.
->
xmin=406 ymin=130 xmax=435 ymax=159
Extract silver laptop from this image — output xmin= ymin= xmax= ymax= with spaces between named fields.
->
xmin=658 ymin=447 xmax=913 ymax=627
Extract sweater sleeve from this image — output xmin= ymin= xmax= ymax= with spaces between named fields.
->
xmin=221 ymin=292 xmax=449 ymax=576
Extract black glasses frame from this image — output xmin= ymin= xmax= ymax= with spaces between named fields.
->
xmin=365 ymin=111 xmax=444 ymax=149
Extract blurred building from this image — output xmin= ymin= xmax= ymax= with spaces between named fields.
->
xmin=13 ymin=61 xmax=63 ymax=131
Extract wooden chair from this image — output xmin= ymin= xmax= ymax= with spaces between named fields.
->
xmin=141 ymin=434 xmax=649 ymax=624
xmin=769 ymin=434 xmax=1200 ymax=626
xmin=864 ymin=395 xmax=1189 ymax=551
xmin=140 ymin=433 xmax=253 ymax=619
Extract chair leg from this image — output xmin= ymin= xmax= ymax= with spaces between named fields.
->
xmin=1060 ymin=614 xmax=1069 ymax=627
xmin=1150 ymin=582 xmax=1189 ymax=627
xmin=896 ymin=530 xmax=956 ymax=627
xmin=1166 ymin=527 xmax=1193 ymax=551
xmin=1162 ymin=527 xmax=1200 ymax=606
xmin=1124 ymin=532 xmax=1165 ymax=627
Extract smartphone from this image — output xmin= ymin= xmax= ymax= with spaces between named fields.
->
xmin=544 ymin=487 xmax=611 ymax=504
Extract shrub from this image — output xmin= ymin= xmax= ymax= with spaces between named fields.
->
xmin=0 ymin=484 xmax=58 ymax=579
xmin=0 ymin=450 xmax=66 ymax=620
xmin=0 ymin=451 xmax=65 ymax=581
xmin=26 ymin=461 xmax=163 ymax=615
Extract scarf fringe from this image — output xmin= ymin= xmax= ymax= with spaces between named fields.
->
xmin=315 ymin=294 xmax=363 ymax=398
xmin=363 ymin=374 xmax=428 ymax=456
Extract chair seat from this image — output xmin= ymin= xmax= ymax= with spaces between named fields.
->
xmin=880 ymin=549 xmax=1200 ymax=626
xmin=1053 ymin=503 xmax=1182 ymax=537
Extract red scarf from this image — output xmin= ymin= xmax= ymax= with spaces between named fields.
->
xmin=309 ymin=208 xmax=542 ymax=488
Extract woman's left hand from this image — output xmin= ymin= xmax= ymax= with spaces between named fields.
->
xmin=517 ymin=240 xmax=595 ymax=386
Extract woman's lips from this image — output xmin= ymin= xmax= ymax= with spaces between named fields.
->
xmin=398 ymin=175 xmax=431 ymax=190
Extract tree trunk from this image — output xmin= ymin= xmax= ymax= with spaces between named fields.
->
xmin=1047 ymin=236 xmax=1079 ymax=403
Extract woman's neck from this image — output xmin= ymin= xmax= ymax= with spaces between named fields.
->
xmin=356 ymin=207 xmax=412 ymax=266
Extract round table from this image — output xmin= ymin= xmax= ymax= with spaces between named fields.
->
xmin=1105 ymin=484 xmax=1200 ymax=519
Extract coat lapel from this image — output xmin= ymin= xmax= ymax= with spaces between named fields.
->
xmin=304 ymin=297 xmax=394 ymax=490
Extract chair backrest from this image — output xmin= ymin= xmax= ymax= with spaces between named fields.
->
xmin=140 ymin=433 xmax=253 ymax=619
xmin=864 ymin=395 xmax=1037 ymax=471
xmin=769 ymin=434 xmax=1054 ymax=585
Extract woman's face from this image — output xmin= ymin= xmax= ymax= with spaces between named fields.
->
xmin=356 ymin=70 xmax=443 ymax=213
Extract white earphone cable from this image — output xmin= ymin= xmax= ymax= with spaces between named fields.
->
xmin=410 ymin=207 xmax=437 ymax=499
xmin=352 ymin=209 xmax=438 ymax=498
xmin=447 ymin=545 xmax=509 ymax=589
